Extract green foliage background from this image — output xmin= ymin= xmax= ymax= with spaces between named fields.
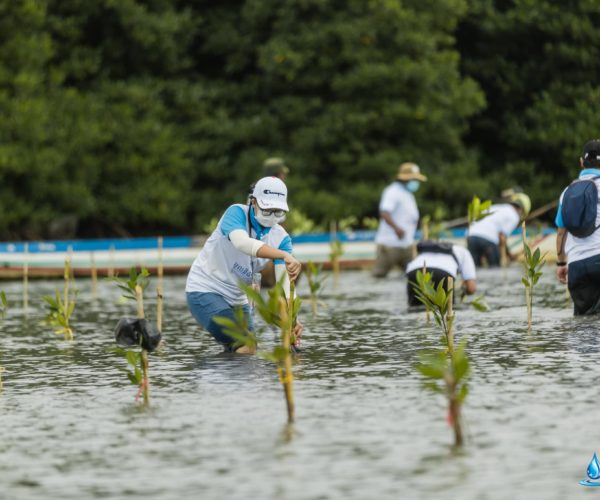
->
xmin=0 ymin=0 xmax=598 ymax=239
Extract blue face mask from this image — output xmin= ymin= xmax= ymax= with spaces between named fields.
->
xmin=405 ymin=180 xmax=420 ymax=193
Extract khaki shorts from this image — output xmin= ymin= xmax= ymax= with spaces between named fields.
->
xmin=372 ymin=245 xmax=414 ymax=277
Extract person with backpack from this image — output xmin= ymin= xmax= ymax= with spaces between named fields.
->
xmin=555 ymin=139 xmax=600 ymax=315
xmin=405 ymin=240 xmax=477 ymax=307
xmin=466 ymin=192 xmax=531 ymax=267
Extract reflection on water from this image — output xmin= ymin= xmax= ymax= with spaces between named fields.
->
xmin=0 ymin=267 xmax=597 ymax=499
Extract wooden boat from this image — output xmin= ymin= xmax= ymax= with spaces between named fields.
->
xmin=0 ymin=228 xmax=557 ymax=279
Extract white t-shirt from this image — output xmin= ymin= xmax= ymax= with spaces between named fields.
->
xmin=556 ymin=172 xmax=600 ymax=264
xmin=406 ymin=245 xmax=476 ymax=280
xmin=375 ymin=182 xmax=419 ymax=247
xmin=467 ymin=203 xmax=520 ymax=245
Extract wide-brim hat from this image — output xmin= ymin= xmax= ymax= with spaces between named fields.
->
xmin=396 ymin=162 xmax=427 ymax=182
xmin=252 ymin=176 xmax=289 ymax=211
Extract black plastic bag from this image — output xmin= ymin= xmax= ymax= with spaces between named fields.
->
xmin=114 ymin=317 xmax=162 ymax=352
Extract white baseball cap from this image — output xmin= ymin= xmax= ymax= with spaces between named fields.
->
xmin=252 ymin=176 xmax=289 ymax=211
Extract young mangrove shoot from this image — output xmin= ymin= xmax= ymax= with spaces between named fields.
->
xmin=467 ymin=196 xmax=492 ymax=225
xmin=329 ymin=221 xmax=343 ymax=287
xmin=43 ymin=258 xmax=76 ymax=340
xmin=305 ymin=261 xmax=327 ymax=317
xmin=521 ymin=222 xmax=546 ymax=331
xmin=0 ymin=291 xmax=8 ymax=319
xmin=412 ymin=270 xmax=470 ymax=447
xmin=215 ymin=277 xmax=302 ymax=423
xmin=111 ymin=267 xmax=159 ymax=405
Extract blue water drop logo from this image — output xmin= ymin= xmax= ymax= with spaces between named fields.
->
xmin=588 ymin=453 xmax=600 ymax=480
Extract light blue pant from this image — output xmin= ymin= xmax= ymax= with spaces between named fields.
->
xmin=186 ymin=292 xmax=254 ymax=351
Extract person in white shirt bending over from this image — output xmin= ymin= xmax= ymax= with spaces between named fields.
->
xmin=186 ymin=177 xmax=302 ymax=353
xmin=406 ymin=240 xmax=477 ymax=307
xmin=466 ymin=192 xmax=531 ymax=267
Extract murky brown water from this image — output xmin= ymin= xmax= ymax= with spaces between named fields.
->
xmin=0 ymin=267 xmax=597 ymax=499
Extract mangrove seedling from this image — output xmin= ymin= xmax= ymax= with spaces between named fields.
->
xmin=0 ymin=291 xmax=8 ymax=319
xmin=111 ymin=267 xmax=159 ymax=405
xmin=521 ymin=222 xmax=546 ymax=331
xmin=412 ymin=270 xmax=470 ymax=447
xmin=43 ymin=258 xmax=76 ymax=340
xmin=467 ymin=195 xmax=492 ymax=225
xmin=215 ymin=277 xmax=302 ymax=423
xmin=304 ymin=261 xmax=327 ymax=316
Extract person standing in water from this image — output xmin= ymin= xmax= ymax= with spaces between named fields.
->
xmin=555 ymin=139 xmax=600 ymax=315
xmin=186 ymin=177 xmax=302 ymax=353
xmin=372 ymin=162 xmax=427 ymax=277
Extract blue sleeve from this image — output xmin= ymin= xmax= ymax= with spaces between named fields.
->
xmin=220 ymin=206 xmax=247 ymax=236
xmin=554 ymin=204 xmax=564 ymax=228
xmin=274 ymin=235 xmax=292 ymax=265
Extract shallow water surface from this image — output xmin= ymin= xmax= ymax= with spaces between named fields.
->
xmin=0 ymin=267 xmax=598 ymax=499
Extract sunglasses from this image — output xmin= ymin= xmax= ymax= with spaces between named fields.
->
xmin=259 ymin=207 xmax=286 ymax=217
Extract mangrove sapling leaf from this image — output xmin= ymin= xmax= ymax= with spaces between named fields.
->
xmin=467 ymin=196 xmax=492 ymax=225
xmin=0 ymin=291 xmax=8 ymax=319
xmin=107 ymin=267 xmax=150 ymax=302
xmin=521 ymin=222 xmax=547 ymax=330
xmin=305 ymin=261 xmax=328 ymax=316
xmin=43 ymin=285 xmax=76 ymax=340
xmin=213 ymin=307 xmax=257 ymax=351
xmin=468 ymin=295 xmax=490 ymax=312
xmin=413 ymin=270 xmax=472 ymax=447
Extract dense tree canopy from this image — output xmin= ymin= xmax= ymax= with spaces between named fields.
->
xmin=0 ymin=0 xmax=598 ymax=239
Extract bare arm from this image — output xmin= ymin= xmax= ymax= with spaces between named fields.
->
xmin=380 ymin=211 xmax=405 ymax=238
xmin=257 ymin=245 xmax=301 ymax=281
xmin=556 ymin=227 xmax=568 ymax=284
xmin=463 ymin=279 xmax=476 ymax=295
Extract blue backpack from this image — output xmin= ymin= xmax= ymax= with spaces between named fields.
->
xmin=561 ymin=177 xmax=600 ymax=238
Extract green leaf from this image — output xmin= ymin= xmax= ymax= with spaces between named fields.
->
xmin=126 ymin=350 xmax=139 ymax=367
xmin=457 ymin=384 xmax=469 ymax=403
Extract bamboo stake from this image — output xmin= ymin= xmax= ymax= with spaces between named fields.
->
xmin=330 ymin=220 xmax=339 ymax=288
xmin=90 ymin=252 xmax=97 ymax=298
xmin=279 ymin=299 xmax=295 ymax=423
xmin=23 ymin=242 xmax=28 ymax=311
xmin=500 ymin=238 xmax=508 ymax=269
xmin=108 ymin=244 xmax=115 ymax=278
xmin=136 ymin=285 xmax=149 ymax=405
xmin=156 ymin=237 xmax=164 ymax=332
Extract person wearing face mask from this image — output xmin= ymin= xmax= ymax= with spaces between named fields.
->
xmin=372 ymin=162 xmax=427 ymax=278
xmin=186 ymin=177 xmax=303 ymax=353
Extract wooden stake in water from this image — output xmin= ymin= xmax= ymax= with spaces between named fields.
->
xmin=500 ymin=237 xmax=508 ymax=269
xmin=108 ymin=244 xmax=115 ymax=278
xmin=90 ymin=252 xmax=97 ymax=298
xmin=136 ymin=285 xmax=149 ymax=405
xmin=279 ymin=299 xmax=295 ymax=423
xmin=23 ymin=242 xmax=28 ymax=311
xmin=330 ymin=220 xmax=340 ymax=288
xmin=156 ymin=237 xmax=164 ymax=332
xmin=63 ymin=257 xmax=74 ymax=341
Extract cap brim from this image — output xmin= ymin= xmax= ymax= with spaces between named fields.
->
xmin=256 ymin=198 xmax=289 ymax=211
xmin=397 ymin=173 xmax=427 ymax=181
